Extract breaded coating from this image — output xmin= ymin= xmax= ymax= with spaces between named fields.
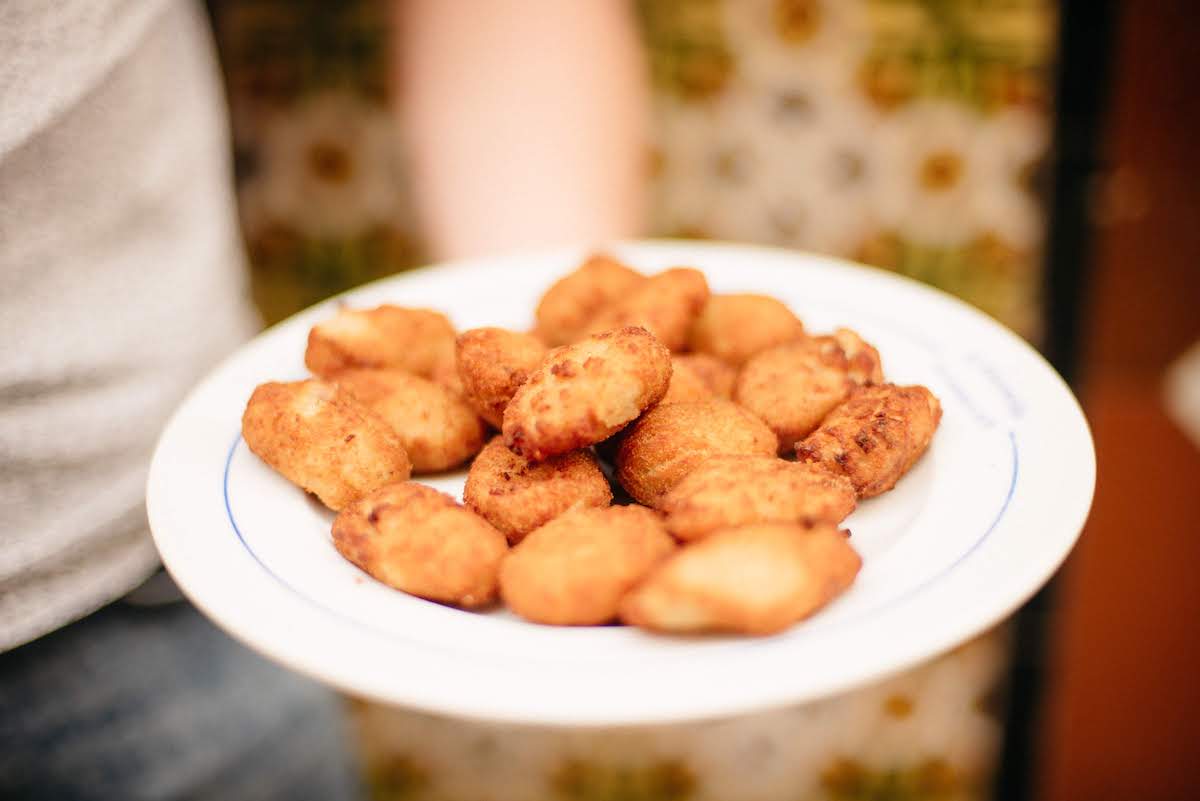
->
xmin=534 ymin=253 xmax=645 ymax=346
xmin=615 ymin=399 xmax=776 ymax=507
xmin=305 ymin=305 xmax=456 ymax=379
xmin=620 ymin=522 xmax=861 ymax=635
xmin=688 ymin=294 xmax=805 ymax=365
xmin=735 ymin=333 xmax=884 ymax=453
xmin=659 ymin=356 xmax=714 ymax=405
xmin=456 ymin=327 xmax=548 ymax=428
xmin=500 ymin=506 xmax=675 ymax=626
xmin=429 ymin=359 xmax=466 ymax=398
xmin=660 ymin=455 xmax=857 ymax=541
xmin=332 ymin=483 xmax=507 ymax=608
xmin=829 ymin=327 xmax=885 ymax=384
xmin=332 ymin=369 xmax=485 ymax=474
xmin=464 ymin=436 xmax=612 ymax=544
xmin=796 ymin=383 xmax=941 ymax=498
xmin=674 ymin=353 xmax=738 ymax=399
xmin=241 ymin=380 xmax=412 ymax=511
xmin=585 ymin=268 xmax=710 ymax=351
xmin=503 ymin=326 xmax=672 ymax=461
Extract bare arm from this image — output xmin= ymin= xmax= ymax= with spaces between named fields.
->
xmin=396 ymin=0 xmax=650 ymax=260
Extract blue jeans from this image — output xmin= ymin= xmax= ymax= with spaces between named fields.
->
xmin=0 ymin=578 xmax=362 ymax=801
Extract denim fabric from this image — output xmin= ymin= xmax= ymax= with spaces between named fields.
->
xmin=0 ymin=590 xmax=362 ymax=801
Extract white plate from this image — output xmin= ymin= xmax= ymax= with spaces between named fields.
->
xmin=146 ymin=241 xmax=1094 ymax=726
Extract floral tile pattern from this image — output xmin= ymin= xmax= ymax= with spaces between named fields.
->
xmin=209 ymin=0 xmax=1055 ymax=337
xmin=640 ymin=0 xmax=1056 ymax=339
xmin=209 ymin=0 xmax=418 ymax=325
xmin=347 ymin=633 xmax=1010 ymax=801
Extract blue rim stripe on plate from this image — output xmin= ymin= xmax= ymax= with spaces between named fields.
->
xmin=223 ymin=429 xmax=1019 ymax=651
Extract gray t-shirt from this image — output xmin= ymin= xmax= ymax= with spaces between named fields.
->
xmin=0 ymin=0 xmax=259 ymax=650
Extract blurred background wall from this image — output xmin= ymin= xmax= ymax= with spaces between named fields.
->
xmin=202 ymin=1 xmax=1200 ymax=799
xmin=208 ymin=0 xmax=1055 ymax=338
xmin=1038 ymin=2 xmax=1200 ymax=799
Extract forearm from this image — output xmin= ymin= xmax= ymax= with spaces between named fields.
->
xmin=395 ymin=0 xmax=649 ymax=260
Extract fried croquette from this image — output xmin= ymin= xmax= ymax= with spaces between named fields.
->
xmin=829 ymin=327 xmax=885 ymax=384
xmin=332 ymin=483 xmax=507 ymax=608
xmin=584 ymin=268 xmax=710 ymax=351
xmin=615 ymin=399 xmax=777 ymax=507
xmin=456 ymin=327 xmax=548 ymax=428
xmin=332 ymin=369 xmax=486 ymax=473
xmin=619 ymin=522 xmax=861 ymax=635
xmin=430 ymin=358 xmax=467 ymax=398
xmin=659 ymin=356 xmax=714 ymax=405
xmin=241 ymin=380 xmax=412 ymax=511
xmin=735 ymin=333 xmax=884 ymax=453
xmin=688 ymin=294 xmax=805 ymax=365
xmin=305 ymin=305 xmax=456 ymax=379
xmin=503 ymin=326 xmax=672 ymax=461
xmin=253 ymin=255 xmax=944 ymax=633
xmin=534 ymin=253 xmax=645 ymax=346
xmin=674 ymin=353 xmax=737 ymax=399
xmin=464 ymin=437 xmax=612 ymax=544
xmin=796 ymin=383 xmax=941 ymax=498
xmin=660 ymin=455 xmax=857 ymax=540
xmin=500 ymin=506 xmax=675 ymax=625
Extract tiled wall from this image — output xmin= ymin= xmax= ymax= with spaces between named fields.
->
xmin=209 ymin=0 xmax=1056 ymax=338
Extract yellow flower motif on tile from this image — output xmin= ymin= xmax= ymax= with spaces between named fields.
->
xmin=724 ymin=0 xmax=869 ymax=91
xmin=819 ymin=755 xmax=963 ymax=800
xmin=858 ymin=53 xmax=918 ymax=111
xmin=870 ymin=101 xmax=1046 ymax=249
xmin=820 ymin=757 xmax=870 ymax=799
xmin=918 ymin=151 xmax=966 ymax=193
xmin=855 ymin=231 xmax=905 ymax=273
xmin=306 ymin=139 xmax=355 ymax=185
xmin=248 ymin=91 xmax=402 ymax=238
xmin=674 ymin=48 xmax=735 ymax=101
xmin=638 ymin=0 xmax=735 ymax=101
xmin=967 ymin=232 xmax=1029 ymax=281
xmin=911 ymin=758 xmax=958 ymax=798
xmin=773 ymin=0 xmax=824 ymax=45
xmin=365 ymin=754 xmax=428 ymax=801
xmin=552 ymin=759 xmax=695 ymax=801
xmin=978 ymin=62 xmax=1050 ymax=112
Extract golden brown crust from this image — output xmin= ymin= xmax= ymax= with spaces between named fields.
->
xmin=455 ymin=327 xmax=548 ymax=428
xmin=619 ymin=522 xmax=861 ymax=635
xmin=658 ymin=356 xmax=714 ymax=405
xmin=429 ymin=359 xmax=467 ymax=398
xmin=660 ymin=455 xmax=857 ymax=540
xmin=331 ymin=368 xmax=486 ymax=474
xmin=796 ymin=383 xmax=941 ymax=498
xmin=584 ymin=268 xmax=710 ymax=351
xmin=332 ymin=483 xmax=507 ymax=608
xmin=305 ymin=305 xmax=456 ymax=379
xmin=829 ymin=327 xmax=885 ymax=384
xmin=674 ymin=353 xmax=738 ymax=399
xmin=502 ymin=326 xmax=672 ymax=461
xmin=464 ymin=437 xmax=612 ymax=544
xmin=500 ymin=506 xmax=675 ymax=625
xmin=734 ymin=333 xmax=884 ymax=453
xmin=615 ymin=399 xmax=777 ymax=508
xmin=688 ymin=294 xmax=805 ymax=365
xmin=241 ymin=380 xmax=412 ymax=511
xmin=534 ymin=253 xmax=645 ymax=346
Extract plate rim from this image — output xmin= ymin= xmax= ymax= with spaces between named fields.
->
xmin=146 ymin=239 xmax=1096 ymax=726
